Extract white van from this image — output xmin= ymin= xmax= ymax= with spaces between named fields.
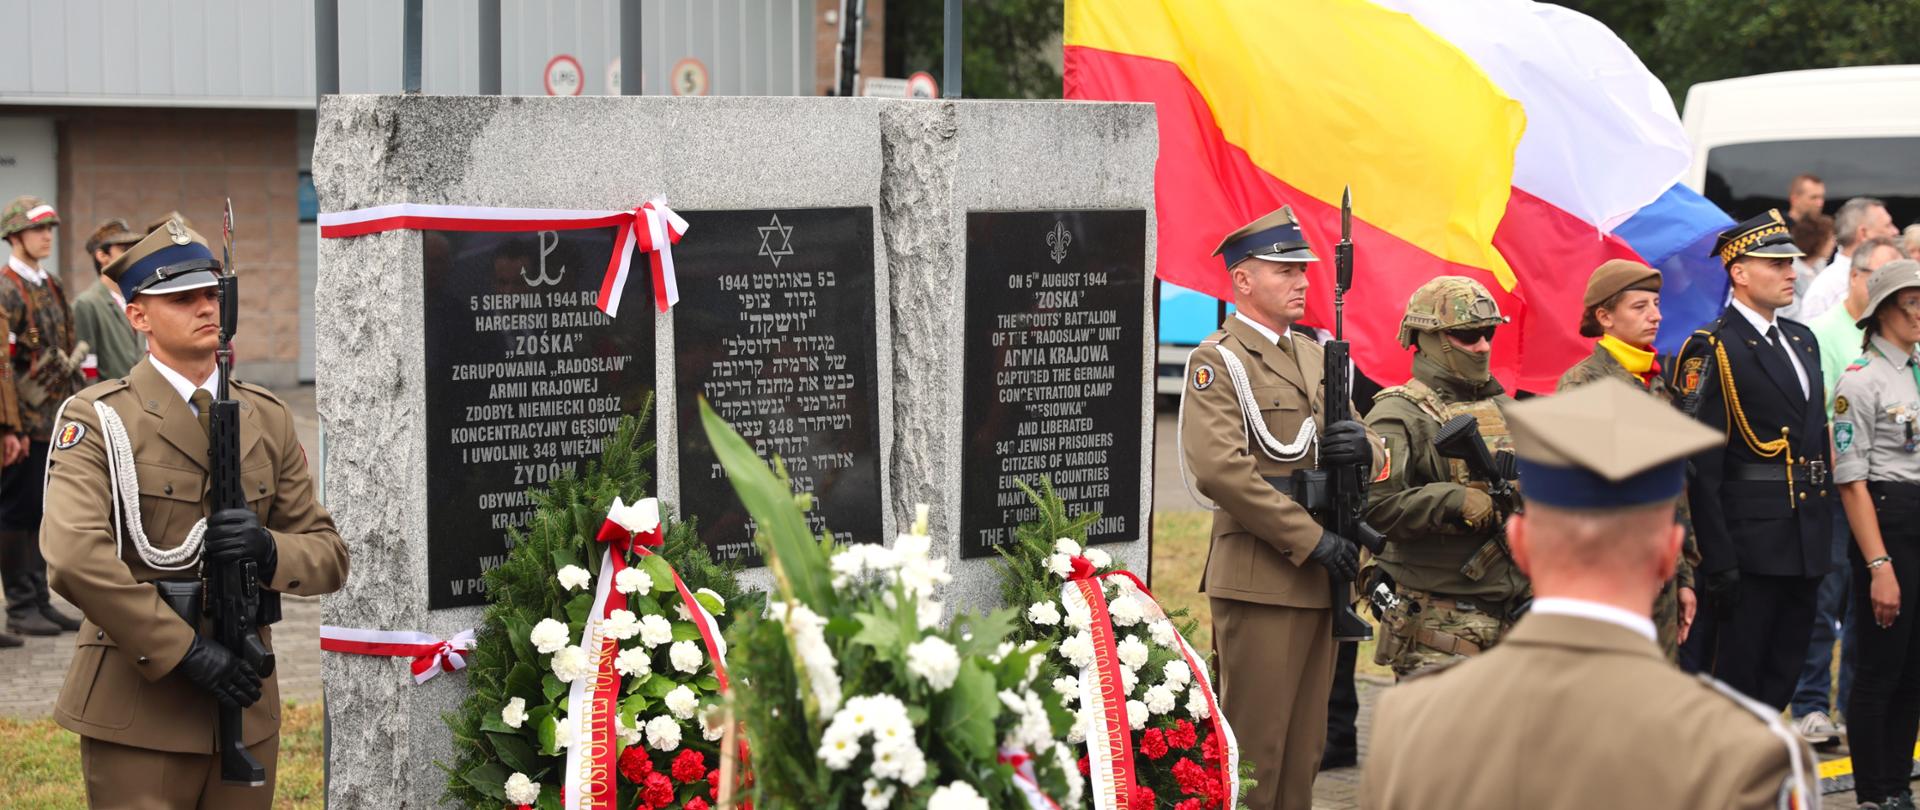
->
xmin=1681 ymin=65 xmax=1920 ymax=227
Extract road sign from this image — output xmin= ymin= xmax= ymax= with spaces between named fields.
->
xmin=862 ymin=77 xmax=909 ymax=97
xmin=906 ymin=71 xmax=938 ymax=99
xmin=670 ymin=58 xmax=710 ymax=96
xmin=544 ymin=54 xmax=584 ymax=96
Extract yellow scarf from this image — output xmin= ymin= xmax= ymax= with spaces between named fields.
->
xmin=1599 ymin=334 xmax=1656 ymax=381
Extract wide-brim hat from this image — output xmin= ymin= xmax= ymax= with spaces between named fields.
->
xmin=1859 ymin=259 xmax=1920 ymax=329
xmin=102 ymin=216 xmax=221 ymax=301
xmin=1214 ymin=205 xmax=1319 ymax=268
xmin=1713 ymin=209 xmax=1804 ymax=266
xmin=1582 ymin=259 xmax=1662 ymax=308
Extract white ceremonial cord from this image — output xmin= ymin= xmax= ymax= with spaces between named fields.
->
xmin=94 ymin=401 xmax=205 ymax=570
xmin=1175 ymin=342 xmax=1319 ymax=512
xmin=1700 ymin=675 xmax=1815 ymax=809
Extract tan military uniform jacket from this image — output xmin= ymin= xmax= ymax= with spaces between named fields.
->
xmin=1363 ymin=612 xmax=1815 ymax=809
xmin=41 ymin=358 xmax=348 ymax=753
xmin=1180 ymin=317 xmax=1383 ymax=608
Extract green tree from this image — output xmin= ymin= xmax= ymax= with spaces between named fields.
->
xmin=885 ymin=0 xmax=1063 ymax=99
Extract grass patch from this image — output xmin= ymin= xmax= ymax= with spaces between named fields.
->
xmin=0 ymin=701 xmax=325 ymax=809
xmin=1151 ymin=510 xmax=1394 ymax=681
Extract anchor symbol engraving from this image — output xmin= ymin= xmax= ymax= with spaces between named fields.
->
xmin=522 ymin=230 xmax=568 ymax=287
xmin=1047 ymin=221 xmax=1072 ymax=265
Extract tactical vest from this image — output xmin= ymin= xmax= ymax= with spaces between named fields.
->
xmin=1374 ymin=379 xmax=1523 ymax=600
xmin=1376 ymin=379 xmax=1510 ymax=489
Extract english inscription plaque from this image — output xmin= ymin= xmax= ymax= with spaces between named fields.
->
xmin=673 ymin=208 xmax=883 ymax=566
xmin=960 ymin=210 xmax=1146 ymax=558
xmin=423 ymin=227 xmax=655 ymax=609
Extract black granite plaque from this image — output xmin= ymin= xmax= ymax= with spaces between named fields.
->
xmin=422 ymin=227 xmax=654 ymax=609
xmin=673 ymin=208 xmax=883 ymax=566
xmin=960 ymin=210 xmax=1147 ymax=558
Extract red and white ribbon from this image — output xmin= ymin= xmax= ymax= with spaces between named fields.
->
xmin=24 ymin=204 xmax=56 ymax=224
xmin=317 ymin=625 xmax=477 ymax=685
xmin=999 ymin=748 xmax=1064 ymax=810
xmin=317 ymin=200 xmax=688 ymax=316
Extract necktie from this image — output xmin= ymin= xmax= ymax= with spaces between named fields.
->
xmin=190 ymin=389 xmax=213 ymax=437
xmin=1766 ymin=327 xmax=1802 ymax=396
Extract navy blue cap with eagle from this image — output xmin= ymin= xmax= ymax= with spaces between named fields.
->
xmin=1506 ymin=377 xmax=1721 ymax=510
xmin=101 ymin=216 xmax=222 ymax=302
xmin=1214 ymin=205 xmax=1319 ymax=269
xmin=1712 ymin=208 xmax=1804 ymax=267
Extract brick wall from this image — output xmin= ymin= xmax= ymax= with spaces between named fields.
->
xmin=49 ymin=107 xmax=302 ymax=386
xmin=814 ymin=0 xmax=888 ymax=96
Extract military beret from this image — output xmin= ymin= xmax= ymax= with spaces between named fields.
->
xmin=1214 ymin=206 xmax=1318 ymax=269
xmin=103 ymin=216 xmax=221 ymax=301
xmin=1508 ymin=377 xmax=1720 ymax=509
xmin=1582 ymin=259 xmax=1662 ymax=308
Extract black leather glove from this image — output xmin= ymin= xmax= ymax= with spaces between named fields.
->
xmin=174 ymin=636 xmax=263 ymax=709
xmin=1704 ymin=568 xmax=1741 ymax=619
xmin=1307 ymin=530 xmax=1360 ymax=581
xmin=1320 ymin=420 xmax=1371 ymax=467
xmin=206 ymin=508 xmax=278 ymax=582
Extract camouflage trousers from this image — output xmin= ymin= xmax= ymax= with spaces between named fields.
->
xmin=1374 ymin=588 xmax=1512 ymax=678
xmin=1652 ymin=576 xmax=1682 ymax=661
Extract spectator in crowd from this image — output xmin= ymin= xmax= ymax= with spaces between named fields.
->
xmin=71 ymin=219 xmax=145 ymax=380
xmin=1902 ymin=224 xmax=1920 ymax=261
xmin=1802 ymin=198 xmax=1900 ymax=320
xmin=1780 ymin=213 xmax=1835 ymax=322
xmin=1792 ymin=236 xmax=1906 ymax=749
xmin=1830 ymin=259 xmax=1920 ymax=810
xmin=1787 ymin=173 xmax=1826 ymax=228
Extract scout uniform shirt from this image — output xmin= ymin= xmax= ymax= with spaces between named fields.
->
xmin=1832 ymin=334 xmax=1920 ymax=485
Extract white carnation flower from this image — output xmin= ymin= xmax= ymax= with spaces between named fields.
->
xmin=614 ymin=567 xmax=653 ymax=594
xmin=601 ymin=609 xmax=641 ymax=641
xmin=1026 ymin=600 xmax=1062 ymax=626
xmin=1052 ymin=675 xmax=1080 ymax=705
xmin=615 ymin=713 xmax=642 ymax=747
xmin=1187 ymin=685 xmax=1212 ymax=719
xmin=1126 ymin=699 xmax=1148 ymax=730
xmin=1149 ymin=619 xmax=1179 ymax=649
xmin=669 ymin=640 xmax=703 ymax=673
xmin=1053 ymin=537 xmax=1082 ymax=557
xmin=862 ymin=778 xmax=897 ymax=810
xmin=1163 ymin=658 xmax=1192 ymax=689
xmin=1120 ymin=666 xmax=1139 ymax=696
xmin=1046 ymin=552 xmax=1075 ymax=579
xmin=504 ymin=772 xmax=540 ymax=804
xmin=1144 ymin=684 xmax=1177 ymax=715
xmin=556 ymin=564 xmax=592 ymax=591
xmin=553 ymin=714 xmax=576 ymax=749
xmin=500 ymin=696 xmax=527 ymax=729
xmin=906 ymin=635 xmax=962 ymax=691
xmin=699 ymin=704 xmax=728 ymax=741
xmin=1064 ymin=598 xmax=1093 ymax=631
xmin=1060 ymin=632 xmax=1096 ymax=668
xmin=1108 ymin=595 xmax=1144 ymax=627
xmin=614 ymin=646 xmax=651 ymax=678
xmin=549 ymin=645 xmax=592 ymax=683
xmin=1117 ymin=636 xmax=1150 ymax=670
xmin=665 ymin=684 xmax=700 ymax=720
xmin=529 ymin=618 xmax=570 ymax=654
xmin=1084 ymin=547 xmax=1112 ymax=568
xmin=644 ymin=714 xmax=681 ymax=751
xmin=928 ymin=781 xmax=990 ymax=810
xmin=638 ymin=614 xmax=674 ymax=647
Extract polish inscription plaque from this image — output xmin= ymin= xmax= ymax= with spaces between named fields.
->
xmin=422 ymin=227 xmax=654 ymax=609
xmin=960 ymin=210 xmax=1147 ymax=558
xmin=672 ymin=208 xmax=883 ymax=567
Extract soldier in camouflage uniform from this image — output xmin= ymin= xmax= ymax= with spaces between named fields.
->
xmin=1557 ymin=260 xmax=1699 ymax=660
xmin=1365 ymin=276 xmax=1528 ymax=676
xmin=0 ymin=196 xmax=84 ymax=637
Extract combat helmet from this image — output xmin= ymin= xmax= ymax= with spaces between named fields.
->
xmin=0 ymin=196 xmax=59 ymax=240
xmin=1397 ymin=276 xmax=1507 ymax=348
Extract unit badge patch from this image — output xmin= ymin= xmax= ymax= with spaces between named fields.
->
xmin=1834 ymin=396 xmax=1849 ymax=415
xmin=1835 ymin=422 xmax=1854 ymax=453
xmin=1192 ymin=364 xmax=1214 ymax=391
xmin=1681 ymin=357 xmax=1705 ymax=394
xmin=54 ymin=421 xmax=86 ymax=450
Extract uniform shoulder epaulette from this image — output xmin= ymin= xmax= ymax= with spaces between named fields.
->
xmin=1845 ymin=356 xmax=1871 ymax=373
xmin=73 ymin=377 xmax=131 ymax=401
xmin=232 ymin=379 xmax=287 ymax=407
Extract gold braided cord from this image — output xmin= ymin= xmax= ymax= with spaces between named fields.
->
xmin=1714 ymin=340 xmax=1798 ymax=502
xmin=1717 ymin=224 xmax=1788 ymax=264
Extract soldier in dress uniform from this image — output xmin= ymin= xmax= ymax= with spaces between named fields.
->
xmin=1362 ymin=378 xmax=1819 ymax=809
xmin=1364 ymin=277 xmax=1527 ymax=677
xmin=1676 ymin=210 xmax=1836 ymax=712
xmin=1558 ymin=259 xmax=1700 ymax=659
xmin=1179 ymin=206 xmax=1383 ymax=810
xmin=41 ymin=217 xmax=349 ymax=809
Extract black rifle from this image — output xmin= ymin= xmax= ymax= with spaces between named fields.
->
xmin=209 ymin=200 xmax=274 ymax=786
xmin=1433 ymin=413 xmax=1522 ymax=548
xmin=1290 ymin=187 xmax=1385 ymax=642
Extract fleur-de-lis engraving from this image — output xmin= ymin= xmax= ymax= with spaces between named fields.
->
xmin=1047 ymin=221 xmax=1072 ymax=265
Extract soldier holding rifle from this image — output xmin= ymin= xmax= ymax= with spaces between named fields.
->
xmin=1178 ymin=203 xmax=1383 ymax=810
xmin=40 ymin=214 xmax=347 ymax=808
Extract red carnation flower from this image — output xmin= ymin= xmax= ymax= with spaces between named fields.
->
xmin=1140 ymin=728 xmax=1170 ymax=760
xmin=1173 ymin=757 xmax=1210 ymax=795
xmin=643 ymin=771 xmax=674 ymax=808
xmin=1078 ymin=755 xmax=1091 ymax=775
xmin=686 ymin=798 xmax=711 ymax=810
xmin=1169 ymin=719 xmax=1198 ymax=750
xmin=708 ymin=769 xmax=722 ymax=799
xmin=619 ymin=745 xmax=654 ymax=783
xmin=672 ymin=749 xmax=708 ymax=784
xmin=1133 ymin=784 xmax=1156 ymax=806
xmin=1201 ymin=731 xmax=1224 ymax=764
xmin=1175 ymin=800 xmax=1203 ymax=810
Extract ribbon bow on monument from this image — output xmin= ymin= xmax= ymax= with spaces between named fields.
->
xmin=317 ymin=627 xmax=478 ymax=685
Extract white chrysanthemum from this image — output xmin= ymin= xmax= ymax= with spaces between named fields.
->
xmin=929 ymin=780 xmax=990 ymax=810
xmin=556 ymin=564 xmax=592 ymax=591
xmin=1126 ymin=699 xmax=1148 ymax=730
xmin=862 ymin=778 xmax=897 ymax=810
xmin=1144 ymin=684 xmax=1177 ymax=715
xmin=601 ymin=609 xmax=641 ymax=641
xmin=1026 ymin=600 xmax=1062 ymax=626
xmin=549 ymin=645 xmax=592 ymax=683
xmin=615 ymin=713 xmax=642 ymax=746
xmin=645 ymin=714 xmax=682 ymax=751
xmin=1108 ymin=595 xmax=1144 ymax=627
xmin=818 ymin=722 xmax=863 ymax=770
xmin=504 ymin=772 xmax=540 ymax=804
xmin=1063 ymin=598 xmax=1093 ymax=631
xmin=614 ymin=646 xmax=651 ymax=678
xmin=1117 ymin=636 xmax=1150 ymax=670
xmin=1046 ymin=552 xmax=1075 ymax=579
xmin=499 ymin=696 xmax=528 ymax=729
xmin=1163 ymin=658 xmax=1192 ymax=689
xmin=1149 ymin=619 xmax=1179 ymax=649
xmin=1054 ymin=537 xmax=1082 ymax=557
xmin=906 ymin=635 xmax=961 ymax=691
xmin=1084 ymin=547 xmax=1112 ymax=569
xmin=669 ymin=640 xmax=703 ymax=673
xmin=529 ymin=618 xmax=570 ymax=654
xmin=1053 ymin=675 xmax=1080 ymax=705
xmin=1187 ymin=685 xmax=1212 ymax=719
xmin=769 ymin=601 xmax=843 ymax=715
xmin=1060 ymin=632 xmax=1095 ymax=668
xmin=638 ymin=614 xmax=674 ymax=647
xmin=614 ymin=567 xmax=653 ymax=595
xmin=665 ymin=684 xmax=700 ymax=720
xmin=869 ymin=735 xmax=928 ymax=785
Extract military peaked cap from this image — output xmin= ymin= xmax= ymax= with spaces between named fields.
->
xmin=1214 ymin=206 xmax=1318 ymax=269
xmin=1507 ymin=377 xmax=1720 ymax=509
xmin=1713 ymin=209 xmax=1803 ymax=266
xmin=102 ymin=216 xmax=222 ymax=301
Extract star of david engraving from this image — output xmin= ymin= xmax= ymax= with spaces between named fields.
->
xmin=758 ymin=214 xmax=795 ymax=267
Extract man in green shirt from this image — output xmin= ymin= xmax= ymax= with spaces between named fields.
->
xmin=71 ymin=219 xmax=145 ymax=380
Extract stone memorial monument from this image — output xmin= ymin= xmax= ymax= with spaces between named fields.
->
xmin=313 ymin=95 xmax=1153 ymax=806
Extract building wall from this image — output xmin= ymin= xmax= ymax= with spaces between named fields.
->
xmin=47 ymin=107 xmax=303 ymax=386
xmin=814 ymin=0 xmax=888 ymax=96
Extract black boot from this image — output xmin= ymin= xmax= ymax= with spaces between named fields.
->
xmin=39 ymin=604 xmax=78 ymax=632
xmin=0 ymin=629 xmax=21 ymax=648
